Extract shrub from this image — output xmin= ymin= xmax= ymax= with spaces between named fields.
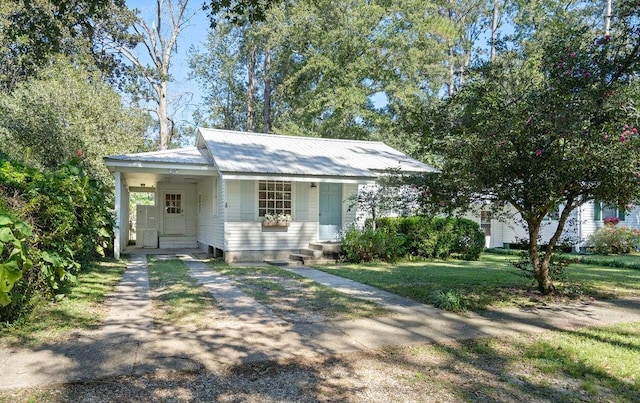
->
xmin=341 ymin=226 xmax=406 ymax=263
xmin=0 ymin=213 xmax=33 ymax=307
xmin=432 ymin=289 xmax=467 ymax=312
xmin=0 ymin=156 xmax=113 ymax=323
xmin=376 ymin=216 xmax=485 ymax=260
xmin=586 ymin=225 xmax=638 ymax=255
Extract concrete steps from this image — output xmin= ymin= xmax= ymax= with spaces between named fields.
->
xmin=159 ymin=235 xmax=198 ymax=249
xmin=288 ymin=242 xmax=342 ymax=265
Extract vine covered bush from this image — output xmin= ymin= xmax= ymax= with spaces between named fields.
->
xmin=341 ymin=216 xmax=485 ymax=263
xmin=586 ymin=225 xmax=639 ymax=255
xmin=0 ymin=156 xmax=113 ymax=323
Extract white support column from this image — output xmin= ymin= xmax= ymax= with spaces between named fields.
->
xmin=114 ymin=171 xmax=122 ymax=259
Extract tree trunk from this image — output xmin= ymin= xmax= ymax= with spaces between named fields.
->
xmin=263 ymin=46 xmax=272 ymax=133
xmin=448 ymin=46 xmax=455 ymax=96
xmin=605 ymin=0 xmax=612 ymax=35
xmin=527 ymin=218 xmax=555 ymax=294
xmin=535 ymin=254 xmax=555 ymax=294
xmin=490 ymin=0 xmax=499 ymax=60
xmin=158 ymin=81 xmax=169 ymax=150
xmin=247 ymin=44 xmax=256 ymax=131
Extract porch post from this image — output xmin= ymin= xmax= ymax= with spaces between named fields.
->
xmin=114 ymin=171 xmax=122 ymax=259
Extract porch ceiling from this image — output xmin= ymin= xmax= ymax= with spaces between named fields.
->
xmin=122 ymin=170 xmax=209 ymax=189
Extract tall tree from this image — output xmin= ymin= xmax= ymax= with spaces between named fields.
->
xmin=0 ymin=57 xmax=148 ymax=182
xmin=189 ymin=24 xmax=249 ymax=130
xmin=429 ymin=3 xmax=640 ymax=294
xmin=111 ymin=0 xmax=197 ymax=150
xmin=0 ymin=0 xmax=129 ymax=91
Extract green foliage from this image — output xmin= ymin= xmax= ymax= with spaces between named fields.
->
xmin=0 ymin=156 xmax=113 ymax=323
xmin=376 ymin=216 xmax=485 ymax=260
xmin=431 ymin=289 xmax=467 ymax=312
xmin=0 ymin=213 xmax=32 ymax=307
xmin=0 ymin=57 xmax=147 ymax=182
xmin=341 ymin=226 xmax=406 ymax=263
xmin=0 ymin=0 xmax=130 ymax=90
xmin=428 ymin=4 xmax=640 ymax=293
xmin=586 ymin=225 xmax=639 ymax=255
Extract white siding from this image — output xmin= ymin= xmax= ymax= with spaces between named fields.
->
xmin=196 ymin=176 xmax=224 ymax=250
xmin=224 ymin=222 xmax=318 ymax=252
xmin=223 ymin=179 xmax=321 ymax=256
xmin=343 ymin=183 xmax=358 ymax=230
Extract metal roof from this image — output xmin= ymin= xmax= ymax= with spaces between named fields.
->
xmin=197 ymin=128 xmax=437 ymax=178
xmin=104 ymin=147 xmax=212 ymax=166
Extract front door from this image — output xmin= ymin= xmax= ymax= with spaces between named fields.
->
xmin=163 ymin=192 xmax=186 ymax=235
xmin=319 ymin=183 xmax=342 ymax=240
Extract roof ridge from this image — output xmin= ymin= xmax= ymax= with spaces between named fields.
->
xmin=198 ymin=127 xmax=385 ymax=145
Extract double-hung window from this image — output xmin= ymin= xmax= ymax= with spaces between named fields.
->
xmin=258 ymin=180 xmax=292 ymax=217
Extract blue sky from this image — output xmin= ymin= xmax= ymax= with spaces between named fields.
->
xmin=126 ymin=1 xmax=210 ymax=125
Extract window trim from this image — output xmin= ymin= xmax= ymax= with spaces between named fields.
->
xmin=594 ymin=201 xmax=625 ymax=221
xmin=257 ymin=180 xmax=293 ymax=218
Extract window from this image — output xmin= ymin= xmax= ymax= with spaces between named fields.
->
xmin=258 ymin=180 xmax=292 ymax=217
xmin=198 ymin=194 xmax=202 ymax=214
xmin=165 ymin=193 xmax=181 ymax=214
xmin=594 ymin=201 xmax=625 ymax=221
xmin=480 ymin=211 xmax=492 ymax=236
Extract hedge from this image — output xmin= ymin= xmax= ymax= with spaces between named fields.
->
xmin=376 ymin=216 xmax=485 ymax=260
xmin=341 ymin=216 xmax=485 ymax=263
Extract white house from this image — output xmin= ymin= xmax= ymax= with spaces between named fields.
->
xmin=471 ymin=202 xmax=640 ymax=251
xmin=104 ymin=128 xmax=437 ymax=261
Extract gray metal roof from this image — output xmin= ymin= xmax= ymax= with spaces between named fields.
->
xmin=197 ymin=128 xmax=437 ymax=178
xmin=105 ymin=147 xmax=212 ymax=165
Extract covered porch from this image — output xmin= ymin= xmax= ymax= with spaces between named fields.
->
xmin=105 ymin=148 xmax=218 ymax=259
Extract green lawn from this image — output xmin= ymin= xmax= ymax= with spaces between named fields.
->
xmin=146 ymin=257 xmax=225 ymax=328
xmin=317 ymin=253 xmax=640 ymax=310
xmin=0 ymin=259 xmax=126 ymax=348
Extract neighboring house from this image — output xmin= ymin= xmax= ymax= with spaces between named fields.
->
xmin=472 ymin=202 xmax=640 ymax=251
xmin=104 ymin=128 xmax=437 ymax=261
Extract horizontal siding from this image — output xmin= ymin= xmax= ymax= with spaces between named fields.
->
xmin=223 ymin=179 xmax=324 ymax=251
xmin=224 ymin=222 xmax=318 ymax=251
xmin=343 ymin=183 xmax=358 ymax=229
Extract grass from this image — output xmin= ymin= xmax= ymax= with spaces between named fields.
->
xmin=317 ymin=252 xmax=640 ymax=310
xmin=0 ymin=259 xmax=126 ymax=348
xmin=212 ymin=264 xmax=389 ymax=320
xmin=8 ymin=320 xmax=640 ymax=401
xmin=146 ymin=257 xmax=224 ymax=328
xmin=417 ymin=321 xmax=640 ymax=401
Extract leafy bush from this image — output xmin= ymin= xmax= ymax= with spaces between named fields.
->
xmin=432 ymin=289 xmax=467 ymax=312
xmin=0 ymin=213 xmax=33 ymax=307
xmin=341 ymin=226 xmax=406 ymax=263
xmin=0 ymin=156 xmax=113 ymax=323
xmin=586 ymin=225 xmax=638 ymax=255
xmin=376 ymin=216 xmax=485 ymax=260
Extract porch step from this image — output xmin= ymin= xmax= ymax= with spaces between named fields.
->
xmin=263 ymin=259 xmax=299 ymax=267
xmin=287 ymin=242 xmax=342 ymax=266
xmin=287 ymin=254 xmax=338 ymax=265
xmin=159 ymin=235 xmax=198 ymax=249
